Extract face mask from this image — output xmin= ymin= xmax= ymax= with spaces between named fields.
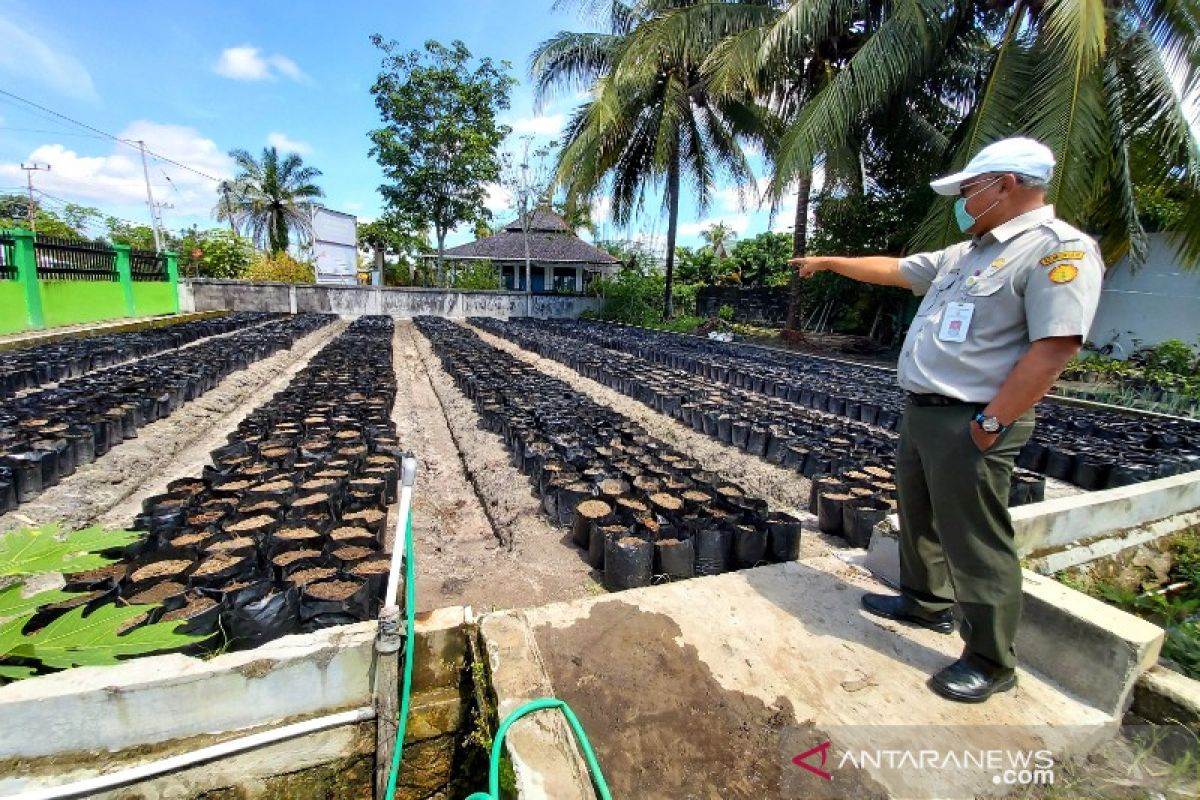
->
xmin=953 ymin=176 xmax=1003 ymax=233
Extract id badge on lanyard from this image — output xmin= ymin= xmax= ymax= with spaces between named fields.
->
xmin=938 ymin=302 xmax=974 ymax=343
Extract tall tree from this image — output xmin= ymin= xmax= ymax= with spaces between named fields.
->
xmin=732 ymin=0 xmax=1200 ymax=268
xmin=218 ymin=146 xmax=324 ymax=254
xmin=369 ymin=36 xmax=515 ymax=281
xmin=533 ymin=0 xmax=761 ymax=318
xmin=701 ymin=221 xmax=738 ymax=261
xmin=499 ymin=135 xmax=559 ymax=293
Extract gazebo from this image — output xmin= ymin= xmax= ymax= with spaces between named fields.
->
xmin=430 ymin=209 xmax=619 ymax=293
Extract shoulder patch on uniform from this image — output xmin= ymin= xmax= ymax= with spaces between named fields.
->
xmin=1039 ymin=250 xmax=1086 ymax=266
xmin=1048 ymin=263 xmax=1079 ymax=284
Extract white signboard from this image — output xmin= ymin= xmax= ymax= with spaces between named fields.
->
xmin=311 ymin=207 xmax=358 ymax=286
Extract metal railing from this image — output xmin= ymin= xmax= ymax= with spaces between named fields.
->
xmin=0 ymin=233 xmax=14 ymax=280
xmin=130 ymin=248 xmax=168 ymax=281
xmin=34 ymin=235 xmax=118 ymax=281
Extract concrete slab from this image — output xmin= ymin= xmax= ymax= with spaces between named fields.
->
xmin=482 ymin=556 xmax=1124 ymax=800
xmin=850 ymin=536 xmax=1163 ymax=717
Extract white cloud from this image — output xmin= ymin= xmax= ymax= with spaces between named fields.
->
xmin=0 ymin=18 xmax=98 ymax=102
xmin=677 ymin=215 xmax=751 ymax=239
xmin=267 ymin=132 xmax=313 ymax=155
xmin=213 ymin=46 xmax=306 ymax=82
xmin=509 ymin=113 xmax=566 ymax=137
xmin=715 ymin=176 xmax=772 ymax=214
xmin=0 ymin=120 xmax=233 ymax=220
xmin=483 ymin=182 xmax=513 ymax=214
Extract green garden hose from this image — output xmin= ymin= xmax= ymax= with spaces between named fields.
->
xmin=464 ymin=697 xmax=613 ymax=800
xmin=382 ymin=488 xmax=611 ymax=800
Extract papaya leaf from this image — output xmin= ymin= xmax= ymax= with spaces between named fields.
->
xmin=0 ymin=614 xmax=26 ymax=659
xmin=0 ymin=664 xmax=36 ymax=680
xmin=7 ymin=603 xmax=209 ymax=669
xmin=0 ymin=524 xmax=141 ymax=578
xmin=0 ymin=583 xmax=77 ymax=625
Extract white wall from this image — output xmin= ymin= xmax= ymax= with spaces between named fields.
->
xmin=1091 ymin=233 xmax=1200 ymax=354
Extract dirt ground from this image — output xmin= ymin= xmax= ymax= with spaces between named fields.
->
xmin=530 ymin=599 xmax=889 ymax=800
xmin=0 ymin=321 xmax=346 ymax=535
xmin=391 ymin=321 xmax=601 ymax=614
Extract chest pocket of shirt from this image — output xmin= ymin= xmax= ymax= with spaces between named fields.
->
xmin=966 ymin=279 xmax=1004 ymax=299
xmin=930 ymin=271 xmax=960 ymax=295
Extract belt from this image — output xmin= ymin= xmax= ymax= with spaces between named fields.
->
xmin=906 ymin=392 xmax=980 ymax=407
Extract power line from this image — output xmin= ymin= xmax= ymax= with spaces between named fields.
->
xmin=0 ymin=87 xmax=225 ymax=183
xmin=0 ymin=126 xmax=109 ymax=140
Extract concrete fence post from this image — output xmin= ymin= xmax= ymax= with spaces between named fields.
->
xmin=114 ymin=244 xmax=135 ymax=317
xmin=9 ymin=228 xmax=43 ymax=330
xmin=164 ymin=251 xmax=180 ymax=314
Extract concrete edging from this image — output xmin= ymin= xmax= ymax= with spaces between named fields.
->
xmin=478 ymin=611 xmax=598 ymax=800
xmin=0 ymin=608 xmax=471 ymax=796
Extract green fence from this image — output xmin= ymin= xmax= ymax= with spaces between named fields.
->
xmin=0 ymin=228 xmax=178 ymax=334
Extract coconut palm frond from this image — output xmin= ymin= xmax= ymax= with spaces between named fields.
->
xmin=909 ymin=8 xmax=1036 ymax=253
xmin=769 ymin=0 xmax=951 ymax=199
xmin=1027 ymin=0 xmax=1112 ymax=223
xmin=530 ymin=31 xmax=624 ymax=104
xmin=217 ymin=145 xmax=324 ymax=253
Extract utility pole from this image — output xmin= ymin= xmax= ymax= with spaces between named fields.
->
xmin=153 ymin=201 xmax=174 ymax=249
xmin=134 ymin=140 xmax=163 ymax=252
xmin=19 ymin=163 xmax=50 ymax=232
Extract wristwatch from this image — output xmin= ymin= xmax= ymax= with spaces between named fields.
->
xmin=973 ymin=412 xmax=1008 ymax=435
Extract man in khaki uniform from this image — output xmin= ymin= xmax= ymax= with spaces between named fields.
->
xmin=790 ymin=137 xmax=1103 ymax=702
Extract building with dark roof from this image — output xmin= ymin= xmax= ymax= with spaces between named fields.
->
xmin=425 ymin=208 xmax=620 ymax=293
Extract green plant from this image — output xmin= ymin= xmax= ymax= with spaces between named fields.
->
xmin=1145 ymin=340 xmax=1198 ymax=376
xmin=245 ymin=251 xmax=316 ymax=284
xmin=185 ymin=229 xmax=256 ymax=280
xmin=1163 ymin=621 xmax=1200 ymax=678
xmin=451 ymin=260 xmax=502 ymax=290
xmin=0 ymin=523 xmax=206 ymax=681
xmin=717 ymin=304 xmax=735 ymax=323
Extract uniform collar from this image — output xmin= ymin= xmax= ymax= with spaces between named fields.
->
xmin=982 ymin=205 xmax=1055 ymax=244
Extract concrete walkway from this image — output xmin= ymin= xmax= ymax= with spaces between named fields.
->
xmin=481 ymin=555 xmax=1133 ymax=800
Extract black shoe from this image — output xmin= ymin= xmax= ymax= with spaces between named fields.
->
xmin=929 ymin=658 xmax=1017 ymax=703
xmin=861 ymin=592 xmax=954 ymax=634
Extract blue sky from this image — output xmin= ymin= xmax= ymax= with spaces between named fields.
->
xmin=0 ymin=0 xmax=794 ymax=250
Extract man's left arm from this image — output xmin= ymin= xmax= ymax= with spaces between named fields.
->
xmin=971 ymin=243 xmax=1104 ymax=451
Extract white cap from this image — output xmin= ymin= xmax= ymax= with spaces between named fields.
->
xmin=929 ymin=137 xmax=1056 ymax=196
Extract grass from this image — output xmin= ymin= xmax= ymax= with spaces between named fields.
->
xmin=1056 ymin=529 xmax=1200 ymax=680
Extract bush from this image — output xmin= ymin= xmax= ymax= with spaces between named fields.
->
xmin=245 ymin=252 xmax=315 ymax=284
xmin=718 ymin=304 xmax=735 ymax=322
xmin=1144 ymin=339 xmax=1197 ymax=376
xmin=450 ymin=260 xmax=501 ymax=290
xmin=186 ymin=230 xmax=256 ymax=279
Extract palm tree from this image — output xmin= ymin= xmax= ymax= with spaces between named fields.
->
xmin=726 ymin=0 xmax=1200 ymax=268
xmin=701 ymin=221 xmax=738 ymax=260
xmin=532 ymin=0 xmax=763 ymax=318
xmin=217 ymin=146 xmax=325 ymax=254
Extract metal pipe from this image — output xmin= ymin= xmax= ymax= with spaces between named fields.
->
xmin=5 ymin=707 xmax=376 ymax=800
xmin=384 ymin=456 xmax=418 ymax=611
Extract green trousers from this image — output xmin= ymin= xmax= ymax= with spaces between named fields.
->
xmin=895 ymin=401 xmax=1035 ymax=670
